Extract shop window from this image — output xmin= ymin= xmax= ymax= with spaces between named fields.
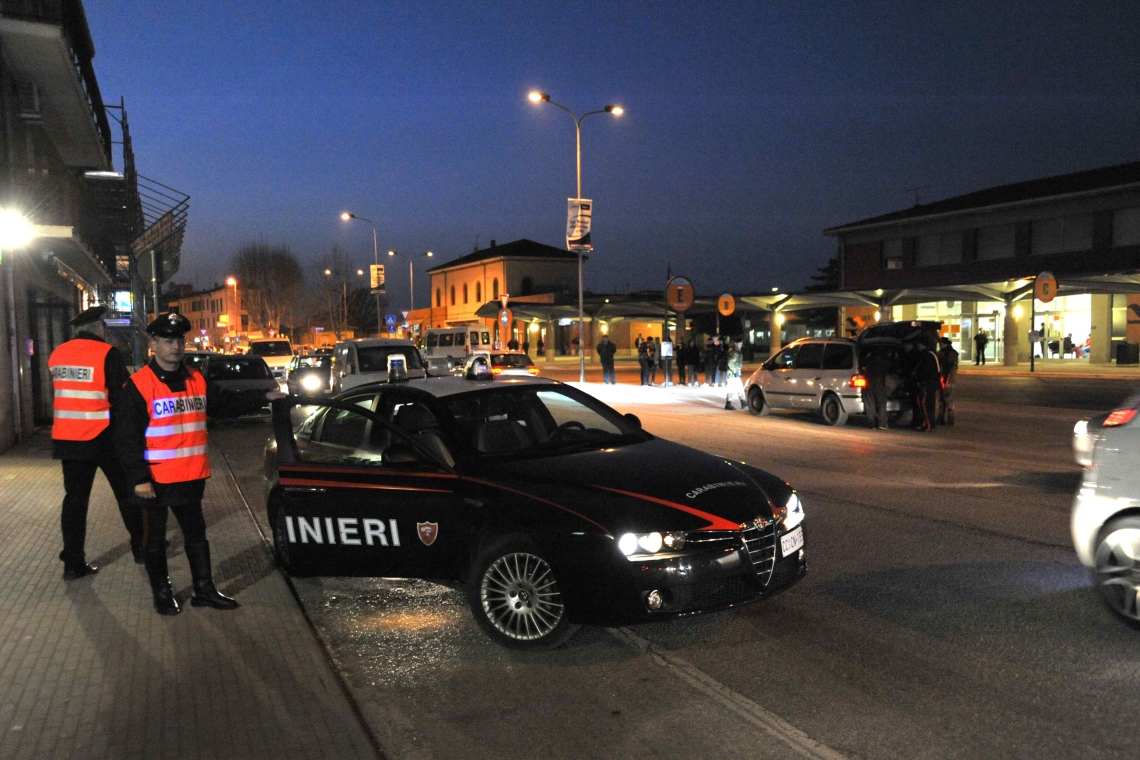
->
xmin=882 ymin=239 xmax=903 ymax=270
xmin=976 ymin=225 xmax=1014 ymax=261
xmin=1032 ymin=215 xmax=1093 ymax=255
xmin=1114 ymin=207 xmax=1140 ymax=247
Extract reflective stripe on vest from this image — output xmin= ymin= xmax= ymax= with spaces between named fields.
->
xmin=131 ymin=365 xmax=211 ymax=483
xmin=49 ymin=339 xmax=113 ymax=441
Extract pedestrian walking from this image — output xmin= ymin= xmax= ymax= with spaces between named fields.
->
xmin=911 ymin=339 xmax=941 ymax=432
xmin=114 ymin=312 xmax=286 ymax=615
xmin=724 ymin=341 xmax=746 ymax=410
xmin=715 ymin=338 xmax=729 ymax=387
xmin=596 ymin=335 xmax=617 ymax=384
xmin=936 ymin=337 xmax=959 ymax=425
xmin=49 ymin=305 xmax=144 ymax=580
xmin=703 ymin=337 xmax=718 ymax=386
xmin=973 ymin=329 xmax=988 ymax=365
xmin=861 ymin=345 xmax=893 ymax=430
xmin=638 ymin=337 xmax=651 ymax=385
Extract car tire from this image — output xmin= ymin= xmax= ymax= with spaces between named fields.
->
xmin=467 ymin=535 xmax=578 ymax=650
xmin=820 ymin=393 xmax=848 ymax=426
xmin=747 ymin=388 xmax=771 ymax=416
xmin=1093 ymin=517 xmax=1140 ymax=628
xmin=270 ymin=506 xmax=293 ymax=573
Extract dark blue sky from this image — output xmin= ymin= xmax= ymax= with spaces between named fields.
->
xmin=85 ymin=1 xmax=1140 ymax=304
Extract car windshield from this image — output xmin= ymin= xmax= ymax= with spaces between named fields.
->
xmin=295 ymin=355 xmax=331 ymax=369
xmin=491 ymin=353 xmax=532 ymax=367
xmin=250 ymin=341 xmax=292 ymax=357
xmin=439 ymin=386 xmax=643 ymax=458
xmin=357 ymin=346 xmax=425 ymax=372
xmin=207 ymin=357 xmax=273 ymax=380
xmin=184 ymin=353 xmax=212 ymax=371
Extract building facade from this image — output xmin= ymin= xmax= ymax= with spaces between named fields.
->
xmin=166 ymin=282 xmax=248 ymax=352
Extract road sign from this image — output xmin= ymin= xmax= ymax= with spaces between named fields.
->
xmin=718 ymin=293 xmax=736 ymax=316
xmin=385 ymin=314 xmax=397 ymax=333
xmin=499 ymin=308 xmax=513 ymax=328
xmin=566 ymin=198 xmax=593 ymax=252
xmin=666 ymin=276 xmax=695 ymax=313
xmin=401 ymin=311 xmax=409 ymax=320
xmin=370 ymin=264 xmax=386 ymax=293
xmin=1034 ymin=271 xmax=1057 ymax=303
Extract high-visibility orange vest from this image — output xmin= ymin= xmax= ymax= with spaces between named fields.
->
xmin=131 ymin=364 xmax=210 ymax=483
xmin=49 ymin=339 xmax=113 ymax=441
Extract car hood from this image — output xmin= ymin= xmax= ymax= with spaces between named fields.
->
xmin=469 ymin=437 xmax=790 ymax=535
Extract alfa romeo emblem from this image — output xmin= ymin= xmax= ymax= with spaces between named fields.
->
xmin=417 ymin=522 xmax=438 ymax=546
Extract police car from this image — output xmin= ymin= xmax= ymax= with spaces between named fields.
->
xmin=264 ymin=366 xmax=807 ymax=649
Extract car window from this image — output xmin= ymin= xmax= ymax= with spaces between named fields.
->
xmin=357 ymin=346 xmax=425 ymax=372
xmin=301 ymin=397 xmax=381 ymax=464
xmin=455 ymin=333 xmax=465 ymax=346
xmin=492 ymin=354 xmax=532 ymax=367
xmin=208 ymin=358 xmax=273 ymax=380
xmin=794 ymin=343 xmax=824 ymax=370
xmin=439 ymin=334 xmax=454 ymax=347
xmin=440 ymin=387 xmax=638 ymax=458
xmin=822 ymin=344 xmax=854 ymax=370
xmin=768 ymin=347 xmax=797 ymax=369
xmin=426 ymin=334 xmax=439 ymax=348
xmin=184 ymin=354 xmax=211 ymax=372
xmin=250 ymin=341 xmax=292 ymax=357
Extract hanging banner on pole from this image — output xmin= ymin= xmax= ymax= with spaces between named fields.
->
xmin=370 ymin=264 xmax=386 ymax=294
xmin=566 ymin=198 xmax=593 ymax=252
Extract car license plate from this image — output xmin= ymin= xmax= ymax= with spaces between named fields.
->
xmin=780 ymin=526 xmax=804 ymax=557
xmin=886 ymin=400 xmax=900 ymax=411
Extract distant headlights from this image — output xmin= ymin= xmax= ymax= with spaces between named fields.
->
xmin=301 ymin=374 xmax=323 ymax=392
xmin=781 ymin=492 xmax=804 ymax=531
xmin=618 ymin=531 xmax=686 ymax=558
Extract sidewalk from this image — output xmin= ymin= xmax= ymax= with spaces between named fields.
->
xmin=0 ymin=432 xmax=379 ymax=760
xmin=958 ymin=357 xmax=1140 ymax=380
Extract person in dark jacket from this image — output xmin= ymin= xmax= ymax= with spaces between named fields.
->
xmin=49 ymin=305 xmax=143 ymax=579
xmin=936 ymin=337 xmax=959 ymax=425
xmin=685 ymin=339 xmax=700 ymax=386
xmin=114 ymin=313 xmax=285 ymax=615
xmin=715 ymin=338 xmax=729 ymax=387
xmin=596 ymin=335 xmax=617 ymax=384
xmin=637 ymin=337 xmax=651 ymax=385
xmin=973 ymin=329 xmax=988 ymax=365
xmin=911 ymin=339 xmax=941 ymax=432
xmin=861 ymin=345 xmax=893 ymax=430
xmin=703 ymin=337 xmax=718 ymax=386
xmin=647 ymin=338 xmax=658 ymax=385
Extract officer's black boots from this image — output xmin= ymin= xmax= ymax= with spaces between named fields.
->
xmin=185 ymin=541 xmax=239 ymax=610
xmin=143 ymin=550 xmax=180 ymax=615
xmin=62 ymin=561 xmax=98 ymax=581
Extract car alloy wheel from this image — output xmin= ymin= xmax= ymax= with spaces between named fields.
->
xmin=469 ymin=538 xmax=575 ymax=649
xmin=747 ymin=388 xmax=770 ymax=416
xmin=820 ymin=393 xmax=848 ymax=426
xmin=1094 ymin=519 xmax=1140 ymax=627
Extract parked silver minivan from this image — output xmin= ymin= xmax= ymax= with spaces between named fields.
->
xmin=743 ymin=338 xmax=866 ymax=426
xmin=330 ymin=338 xmax=427 ymax=394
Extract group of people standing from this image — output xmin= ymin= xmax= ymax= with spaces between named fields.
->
xmin=862 ymin=335 xmax=958 ymax=432
xmin=598 ymin=334 xmax=745 ymax=410
xmin=50 ymin=306 xmax=285 ymax=616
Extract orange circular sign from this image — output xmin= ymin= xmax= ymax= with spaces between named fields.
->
xmin=718 ymin=293 xmax=736 ymax=317
xmin=1034 ymin=272 xmax=1057 ymax=304
xmin=666 ymin=276 xmax=695 ymax=312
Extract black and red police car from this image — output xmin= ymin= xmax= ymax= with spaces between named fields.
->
xmin=264 ymin=368 xmax=806 ymax=649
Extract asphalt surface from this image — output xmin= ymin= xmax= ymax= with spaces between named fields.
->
xmin=211 ymin=374 xmax=1140 ymax=760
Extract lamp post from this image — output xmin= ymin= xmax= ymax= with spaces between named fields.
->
xmin=386 ymin=249 xmax=434 ymax=312
xmin=528 ymin=91 xmax=623 ymax=381
xmin=340 ymin=212 xmax=382 ymax=335
xmin=225 ymin=276 xmax=238 ymax=350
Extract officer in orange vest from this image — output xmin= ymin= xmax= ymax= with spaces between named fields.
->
xmin=114 ymin=312 xmax=285 ymax=615
xmin=49 ymin=304 xmax=143 ymax=580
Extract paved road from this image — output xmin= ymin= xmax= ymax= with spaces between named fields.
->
xmin=211 ymin=374 xmax=1139 ymax=760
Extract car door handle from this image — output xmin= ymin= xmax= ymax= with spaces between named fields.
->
xmin=284 ymin=486 xmax=326 ymax=494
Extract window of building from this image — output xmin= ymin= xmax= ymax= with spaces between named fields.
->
xmin=463 ymin=283 xmax=468 ymax=304
xmin=1114 ymin=207 xmax=1140 ymax=247
xmin=476 ymin=282 xmax=482 ymax=302
xmin=450 ymin=285 xmax=455 ymax=306
xmin=1032 ymin=214 xmax=1093 ymax=255
xmin=915 ymin=235 xmax=939 ymax=267
xmin=492 ymin=278 xmax=499 ymax=300
xmin=436 ymin=288 xmax=441 ymax=308
xmin=882 ymin=239 xmax=903 ymax=270
xmin=976 ymin=225 xmax=1014 ymax=261
xmin=521 ymin=277 xmax=534 ymax=295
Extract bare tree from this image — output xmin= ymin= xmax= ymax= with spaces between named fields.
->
xmin=230 ymin=244 xmax=303 ymax=337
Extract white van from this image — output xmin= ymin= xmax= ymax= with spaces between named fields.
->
xmin=422 ymin=326 xmax=492 ymax=374
xmin=330 ymin=338 xmax=427 ymax=394
xmin=249 ymin=337 xmax=294 ymax=390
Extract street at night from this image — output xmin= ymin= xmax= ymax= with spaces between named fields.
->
xmin=199 ymin=372 xmax=1135 ymax=760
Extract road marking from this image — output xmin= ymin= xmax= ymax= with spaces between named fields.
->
xmin=608 ymin=627 xmax=850 ymax=760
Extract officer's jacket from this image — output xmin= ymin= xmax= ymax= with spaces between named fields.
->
xmin=49 ymin=334 xmax=129 ymax=461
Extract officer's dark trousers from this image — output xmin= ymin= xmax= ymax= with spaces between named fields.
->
xmin=140 ymin=501 xmax=207 ymax=550
xmin=61 ymin=458 xmax=141 ymax=564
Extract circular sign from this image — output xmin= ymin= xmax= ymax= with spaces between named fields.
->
xmin=1034 ymin=272 xmax=1057 ymax=304
xmin=498 ymin=308 xmax=513 ymax=327
xmin=666 ymin=276 xmax=695 ymax=313
xmin=718 ymin=293 xmax=736 ymax=317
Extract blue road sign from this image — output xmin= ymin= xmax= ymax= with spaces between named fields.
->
xmin=385 ymin=315 xmax=397 ymax=333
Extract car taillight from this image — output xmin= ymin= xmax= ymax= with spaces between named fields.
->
xmin=527 ymin=367 xmax=539 ymax=375
xmin=1103 ymin=408 xmax=1137 ymax=427
xmin=849 ymin=374 xmax=867 ymax=388
xmin=491 ymin=367 xmax=503 ymax=375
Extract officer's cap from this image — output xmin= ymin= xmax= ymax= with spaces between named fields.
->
xmin=146 ymin=311 xmax=192 ymax=338
xmin=69 ymin=305 xmax=107 ymax=327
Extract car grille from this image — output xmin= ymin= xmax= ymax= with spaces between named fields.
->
xmin=682 ymin=575 xmax=755 ymax=609
xmin=740 ymin=519 xmax=777 ymax=586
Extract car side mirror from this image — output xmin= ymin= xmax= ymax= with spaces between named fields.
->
xmin=623 ymin=413 xmax=642 ymax=430
xmin=382 ymin=443 xmax=423 ymax=466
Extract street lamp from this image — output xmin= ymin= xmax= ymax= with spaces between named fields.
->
xmin=386 ymin=249 xmax=434 ymax=312
xmin=527 ymin=91 xmax=623 ymax=381
xmin=225 ymin=277 xmax=239 ymax=351
xmin=340 ymin=211 xmax=382 ymax=334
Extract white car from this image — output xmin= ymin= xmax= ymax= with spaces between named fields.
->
xmin=249 ymin=338 xmax=294 ymax=391
xmin=743 ymin=338 xmax=867 ymax=426
xmin=330 ymin=338 xmax=428 ymax=393
xmin=462 ymin=350 xmax=539 ymax=377
xmin=1071 ymin=393 xmax=1140 ymax=627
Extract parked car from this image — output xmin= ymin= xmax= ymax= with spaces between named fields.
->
xmin=422 ymin=326 xmax=493 ymax=374
xmin=203 ymin=354 xmax=279 ymax=411
xmin=462 ymin=350 xmax=539 ymax=377
xmin=1071 ymin=392 xmax=1140 ymax=627
xmin=330 ymin=338 xmax=427 ymax=394
xmin=183 ymin=349 xmax=219 ymax=374
xmin=287 ymin=353 xmax=333 ymax=396
xmin=265 ymin=375 xmax=806 ymax=649
xmin=250 ymin=338 xmax=295 ymax=389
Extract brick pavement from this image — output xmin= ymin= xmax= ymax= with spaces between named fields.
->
xmin=0 ymin=431 xmax=380 ymax=760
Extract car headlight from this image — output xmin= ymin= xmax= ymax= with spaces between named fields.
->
xmin=780 ymin=492 xmax=804 ymax=531
xmin=301 ymin=374 xmax=323 ymax=391
xmin=618 ymin=531 xmax=686 ymax=558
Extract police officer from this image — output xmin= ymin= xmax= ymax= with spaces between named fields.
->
xmin=50 ymin=305 xmax=143 ymax=579
xmin=936 ymin=336 xmax=959 ymax=425
xmin=114 ymin=312 xmax=285 ymax=615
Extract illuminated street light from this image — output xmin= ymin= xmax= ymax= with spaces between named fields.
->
xmin=0 ymin=208 xmax=34 ymax=250
xmin=225 ymin=277 xmax=239 ymax=348
xmin=0 ymin=208 xmax=34 ymax=442
xmin=527 ymin=91 xmax=624 ymax=381
xmin=340 ymin=211 xmax=382 ymax=334
xmin=386 ymin=250 xmax=435 ymax=312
